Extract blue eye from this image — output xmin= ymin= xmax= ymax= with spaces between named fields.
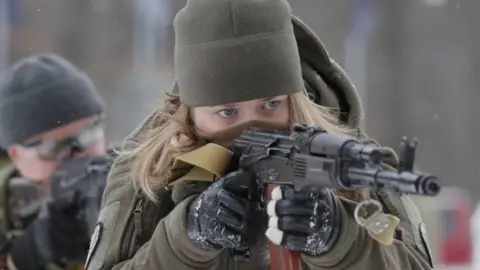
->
xmin=262 ymin=100 xmax=281 ymax=110
xmin=218 ymin=108 xmax=236 ymax=118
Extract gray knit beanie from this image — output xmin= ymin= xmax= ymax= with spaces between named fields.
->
xmin=0 ymin=54 xmax=105 ymax=148
xmin=174 ymin=0 xmax=304 ymax=107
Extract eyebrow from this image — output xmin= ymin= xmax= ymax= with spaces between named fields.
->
xmin=22 ymin=139 xmax=42 ymax=147
xmin=219 ymin=103 xmax=237 ymax=108
xmin=208 ymin=103 xmax=237 ymax=110
xmin=260 ymin=96 xmax=276 ymax=102
xmin=211 ymin=96 xmax=280 ymax=109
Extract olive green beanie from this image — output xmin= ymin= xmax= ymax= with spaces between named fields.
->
xmin=174 ymin=0 xmax=304 ymax=107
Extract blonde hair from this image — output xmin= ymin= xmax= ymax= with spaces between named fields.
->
xmin=119 ymin=90 xmax=365 ymax=202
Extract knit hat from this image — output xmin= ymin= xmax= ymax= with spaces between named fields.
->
xmin=173 ymin=0 xmax=304 ymax=107
xmin=0 ymin=54 xmax=105 ymax=148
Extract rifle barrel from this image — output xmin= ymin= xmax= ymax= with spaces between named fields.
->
xmin=346 ymin=167 xmax=441 ymax=196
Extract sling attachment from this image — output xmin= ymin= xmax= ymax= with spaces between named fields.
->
xmin=354 ymin=199 xmax=399 ymax=246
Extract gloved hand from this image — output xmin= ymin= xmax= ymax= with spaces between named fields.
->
xmin=10 ymin=193 xmax=88 ymax=269
xmin=186 ymin=169 xmax=267 ymax=251
xmin=265 ymin=185 xmax=341 ymax=256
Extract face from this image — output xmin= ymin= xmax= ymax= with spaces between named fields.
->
xmin=7 ymin=116 xmax=106 ymax=182
xmin=192 ymin=95 xmax=289 ymax=133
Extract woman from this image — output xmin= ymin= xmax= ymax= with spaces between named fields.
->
xmin=85 ymin=0 xmax=433 ymax=269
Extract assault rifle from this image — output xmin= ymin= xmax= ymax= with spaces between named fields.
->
xmin=9 ymin=155 xmax=112 ymax=240
xmin=230 ymin=123 xmax=441 ymax=270
xmin=50 ymin=155 xmax=112 ymax=237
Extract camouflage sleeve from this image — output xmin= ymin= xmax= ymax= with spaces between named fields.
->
xmin=301 ymin=194 xmax=434 ymax=270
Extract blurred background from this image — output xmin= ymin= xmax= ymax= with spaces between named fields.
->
xmin=0 ymin=0 xmax=479 ymax=269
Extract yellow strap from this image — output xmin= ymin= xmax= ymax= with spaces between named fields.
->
xmin=169 ymin=143 xmax=232 ymax=185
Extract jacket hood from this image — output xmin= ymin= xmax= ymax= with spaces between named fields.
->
xmin=292 ymin=16 xmax=363 ymax=128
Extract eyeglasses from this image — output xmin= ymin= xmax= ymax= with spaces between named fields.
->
xmin=20 ymin=117 xmax=105 ymax=161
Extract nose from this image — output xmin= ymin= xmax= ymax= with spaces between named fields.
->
xmin=241 ymin=110 xmax=272 ymax=124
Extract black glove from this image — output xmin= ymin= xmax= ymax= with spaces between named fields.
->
xmin=10 ymin=194 xmax=88 ymax=269
xmin=265 ymin=185 xmax=341 ymax=256
xmin=186 ymin=170 xmax=267 ymax=251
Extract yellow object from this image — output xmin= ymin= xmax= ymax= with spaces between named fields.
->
xmin=367 ymin=214 xmax=400 ymax=245
xmin=169 ymin=143 xmax=232 ymax=184
xmin=354 ymin=199 xmax=400 ymax=246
